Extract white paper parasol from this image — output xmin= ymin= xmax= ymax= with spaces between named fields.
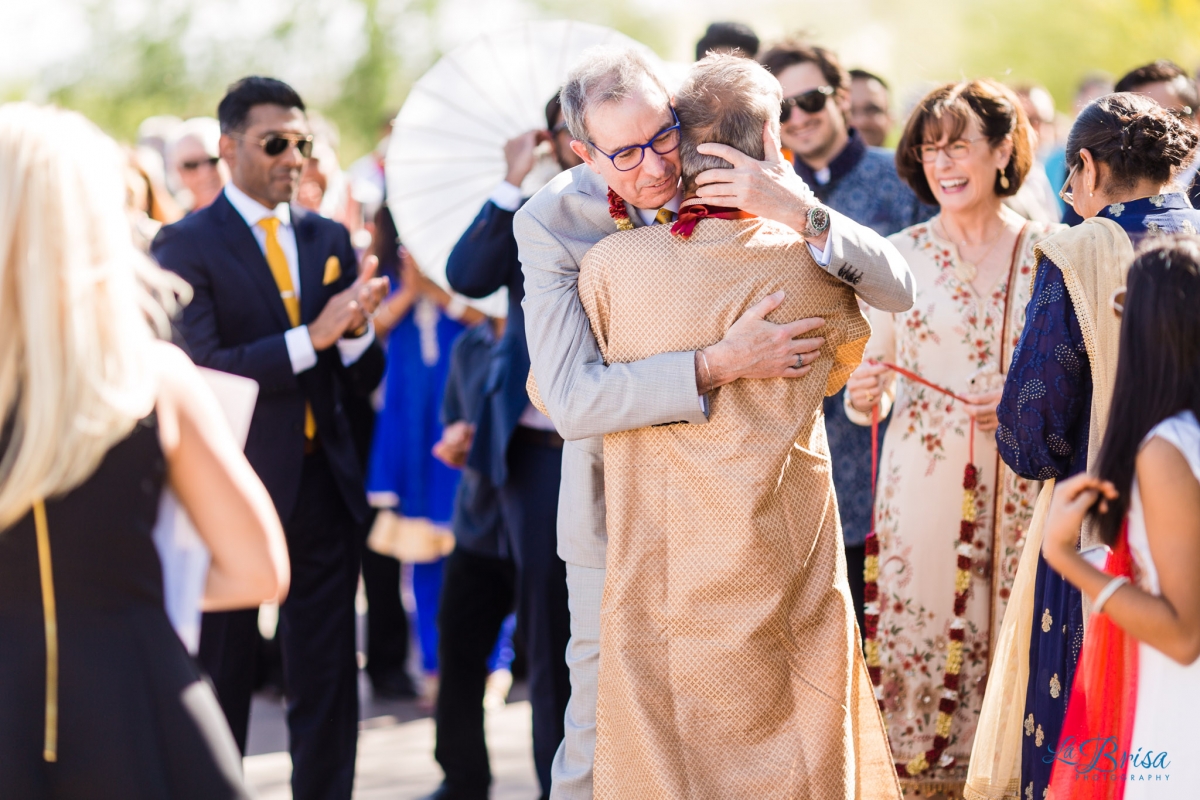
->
xmin=386 ymin=20 xmax=660 ymax=317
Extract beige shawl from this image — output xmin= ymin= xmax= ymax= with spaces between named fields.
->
xmin=964 ymin=217 xmax=1132 ymax=799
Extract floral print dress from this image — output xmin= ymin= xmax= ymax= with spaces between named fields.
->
xmin=850 ymin=218 xmax=1061 ymax=794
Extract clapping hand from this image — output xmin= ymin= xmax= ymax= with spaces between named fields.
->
xmin=308 ymin=255 xmax=390 ymax=350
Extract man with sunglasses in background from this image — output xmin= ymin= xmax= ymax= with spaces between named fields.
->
xmin=152 ymin=76 xmax=390 ymax=800
xmin=167 ymin=116 xmax=227 ymax=212
xmin=758 ymin=41 xmax=935 ymax=643
xmin=514 ymin=48 xmax=916 ymax=800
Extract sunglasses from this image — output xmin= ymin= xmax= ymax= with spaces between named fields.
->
xmin=180 ymin=156 xmax=219 ymax=171
xmin=780 ymin=86 xmax=835 ymax=122
xmin=231 ymin=132 xmax=314 ymax=158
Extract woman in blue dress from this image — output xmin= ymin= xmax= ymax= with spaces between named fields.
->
xmin=366 ymin=250 xmax=483 ymax=695
xmin=990 ymin=92 xmax=1200 ymax=800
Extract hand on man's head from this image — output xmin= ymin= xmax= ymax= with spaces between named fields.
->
xmin=691 ymin=121 xmax=819 ymax=238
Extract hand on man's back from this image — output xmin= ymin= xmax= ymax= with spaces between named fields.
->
xmin=698 ymin=291 xmax=826 ymax=391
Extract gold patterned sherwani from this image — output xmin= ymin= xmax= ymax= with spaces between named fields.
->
xmin=577 ymin=214 xmax=901 ymax=800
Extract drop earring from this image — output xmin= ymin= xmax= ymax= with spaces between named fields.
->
xmin=998 ymin=169 xmax=1010 ymax=190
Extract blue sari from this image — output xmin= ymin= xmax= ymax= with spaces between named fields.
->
xmin=996 ymin=193 xmax=1200 ymax=798
xmin=366 ymin=300 xmax=466 ymax=673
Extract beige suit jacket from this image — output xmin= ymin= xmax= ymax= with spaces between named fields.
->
xmin=515 ymin=164 xmax=916 ymax=569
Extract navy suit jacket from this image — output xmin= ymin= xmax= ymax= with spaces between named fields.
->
xmin=446 ymin=200 xmax=528 ymax=487
xmin=151 ymin=192 xmax=384 ymax=523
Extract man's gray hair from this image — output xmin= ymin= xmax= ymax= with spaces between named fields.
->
xmin=561 ymin=47 xmax=670 ymax=147
xmin=675 ymin=53 xmax=782 ymax=194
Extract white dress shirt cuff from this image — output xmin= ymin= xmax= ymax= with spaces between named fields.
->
xmin=285 ymin=326 xmax=318 ymax=374
xmin=807 ymin=221 xmax=834 ymax=267
xmin=489 ymin=182 xmax=523 ymax=212
xmin=337 ymin=322 xmax=376 ymax=366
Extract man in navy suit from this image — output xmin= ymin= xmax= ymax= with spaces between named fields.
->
xmin=152 ymin=76 xmax=389 ymax=800
xmin=440 ymin=94 xmax=581 ymax=800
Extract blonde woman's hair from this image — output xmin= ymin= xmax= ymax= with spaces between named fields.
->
xmin=0 ymin=103 xmax=189 ymax=531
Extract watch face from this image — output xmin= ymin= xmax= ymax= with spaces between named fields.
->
xmin=808 ymin=206 xmax=830 ymax=233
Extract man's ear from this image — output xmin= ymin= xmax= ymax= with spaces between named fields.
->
xmin=570 ymin=139 xmax=601 ymax=174
xmin=218 ymin=134 xmax=237 ymax=169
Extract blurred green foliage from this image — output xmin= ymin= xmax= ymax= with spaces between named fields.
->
xmin=10 ymin=0 xmax=1200 ymax=165
xmin=961 ymin=0 xmax=1200 ymax=110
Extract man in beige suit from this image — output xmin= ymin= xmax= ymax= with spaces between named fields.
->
xmin=514 ymin=48 xmax=916 ymax=800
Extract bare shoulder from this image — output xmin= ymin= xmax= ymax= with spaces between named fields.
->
xmin=150 ymin=341 xmax=203 ymax=396
xmin=1138 ymin=434 xmax=1200 ymax=492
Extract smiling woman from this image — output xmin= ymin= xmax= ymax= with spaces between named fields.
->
xmin=844 ymin=78 xmax=1064 ymax=797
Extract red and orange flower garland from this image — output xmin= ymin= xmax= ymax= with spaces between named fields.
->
xmin=607 ymin=188 xmax=634 ymax=231
xmin=862 ymin=360 xmax=978 ymax=778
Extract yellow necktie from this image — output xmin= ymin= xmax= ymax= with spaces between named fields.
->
xmin=655 ymin=207 xmax=675 ymax=225
xmin=257 ymin=217 xmax=316 ymax=441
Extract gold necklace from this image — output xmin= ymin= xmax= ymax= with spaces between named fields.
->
xmin=937 ymin=217 xmax=1008 ymax=284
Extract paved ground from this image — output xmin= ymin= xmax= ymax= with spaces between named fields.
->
xmin=242 ymin=574 xmax=541 ymax=799
xmin=244 ymin=697 xmax=539 ymax=799
xmin=242 ymin=670 xmax=540 ymax=799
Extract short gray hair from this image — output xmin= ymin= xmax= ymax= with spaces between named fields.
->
xmin=560 ymin=47 xmax=669 ymax=147
xmin=675 ymin=53 xmax=782 ymax=194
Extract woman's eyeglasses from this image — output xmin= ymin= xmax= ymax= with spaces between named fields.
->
xmin=780 ymin=86 xmax=835 ymax=122
xmin=912 ymin=137 xmax=985 ymax=164
xmin=1059 ymin=163 xmax=1079 ymax=205
xmin=230 ymin=132 xmax=315 ymax=158
xmin=588 ymin=108 xmax=681 ymax=172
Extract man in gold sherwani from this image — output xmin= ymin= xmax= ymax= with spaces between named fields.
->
xmin=577 ymin=54 xmax=902 ymax=799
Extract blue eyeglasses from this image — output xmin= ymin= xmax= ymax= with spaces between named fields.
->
xmin=588 ymin=108 xmax=681 ymax=172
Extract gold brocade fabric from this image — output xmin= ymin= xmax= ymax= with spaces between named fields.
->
xmin=577 ymin=217 xmax=899 ymax=799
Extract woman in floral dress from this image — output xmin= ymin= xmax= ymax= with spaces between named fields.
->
xmin=845 ymin=80 xmax=1063 ymax=797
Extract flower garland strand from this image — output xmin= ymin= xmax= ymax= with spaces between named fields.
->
xmin=607 ymin=188 xmax=634 ymax=231
xmin=861 ymin=360 xmax=978 ymax=778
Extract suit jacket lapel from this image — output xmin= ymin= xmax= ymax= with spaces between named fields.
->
xmin=211 ymin=194 xmax=292 ymax=331
xmin=292 ymin=205 xmax=326 ymax=325
xmin=574 ymin=166 xmax=646 ymax=229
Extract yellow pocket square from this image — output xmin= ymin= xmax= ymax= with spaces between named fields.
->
xmin=322 ymin=256 xmax=341 ymax=285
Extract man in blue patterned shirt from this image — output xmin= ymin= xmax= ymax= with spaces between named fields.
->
xmin=760 ymin=40 xmax=936 ymax=633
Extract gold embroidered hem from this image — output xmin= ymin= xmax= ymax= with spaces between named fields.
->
xmin=903 ymin=774 xmax=967 ymax=797
xmin=578 ymin=218 xmax=898 ymax=799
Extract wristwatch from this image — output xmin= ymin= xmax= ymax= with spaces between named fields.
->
xmin=803 ymin=204 xmax=831 ymax=238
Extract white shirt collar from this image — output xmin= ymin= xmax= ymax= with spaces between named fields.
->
xmin=633 ymin=190 xmax=682 ymax=227
xmin=224 ymin=182 xmax=292 ymax=229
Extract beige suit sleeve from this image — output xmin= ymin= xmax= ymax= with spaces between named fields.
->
xmin=822 ymin=208 xmax=917 ymax=313
xmin=516 ymin=203 xmax=707 ymax=442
